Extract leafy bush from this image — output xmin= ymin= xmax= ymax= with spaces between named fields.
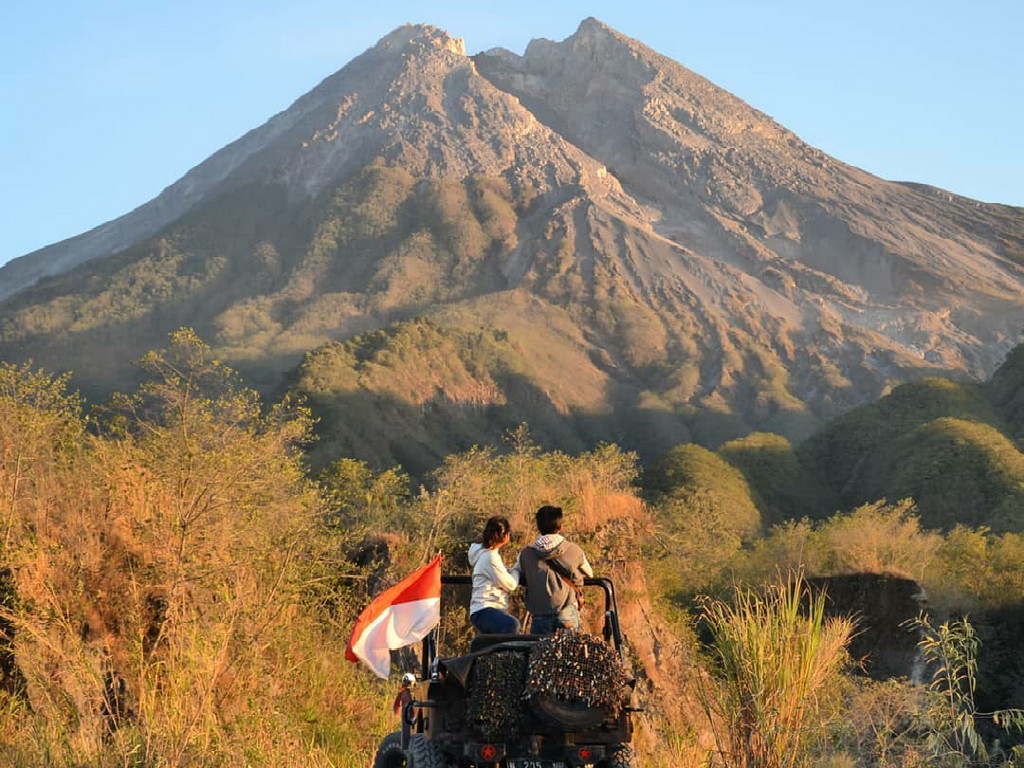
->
xmin=910 ymin=615 xmax=1024 ymax=766
xmin=810 ymin=500 xmax=942 ymax=580
xmin=319 ymin=457 xmax=411 ymax=533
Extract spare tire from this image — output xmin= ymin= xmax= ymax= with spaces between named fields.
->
xmin=525 ymin=631 xmax=629 ymax=731
xmin=530 ymin=693 xmax=607 ymax=730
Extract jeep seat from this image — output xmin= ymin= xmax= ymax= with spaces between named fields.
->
xmin=469 ymin=633 xmax=544 ymax=653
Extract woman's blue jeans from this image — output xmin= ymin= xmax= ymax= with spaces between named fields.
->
xmin=470 ymin=607 xmax=521 ymax=634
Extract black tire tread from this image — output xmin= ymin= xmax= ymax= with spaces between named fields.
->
xmin=530 ymin=692 xmax=607 ymax=730
xmin=597 ymin=745 xmax=637 ymax=768
xmin=407 ymin=733 xmax=447 ymax=768
xmin=373 ymin=731 xmax=407 ymax=768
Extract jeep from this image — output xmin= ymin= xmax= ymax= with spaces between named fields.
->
xmin=373 ymin=575 xmax=638 ymax=768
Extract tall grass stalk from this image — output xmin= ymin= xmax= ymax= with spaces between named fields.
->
xmin=697 ymin=574 xmax=853 ymax=768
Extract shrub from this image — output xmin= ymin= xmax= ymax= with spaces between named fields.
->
xmin=811 ymin=500 xmax=942 ymax=580
xmin=697 ymin=575 xmax=853 ymax=768
xmin=910 ymin=615 xmax=1024 ymax=766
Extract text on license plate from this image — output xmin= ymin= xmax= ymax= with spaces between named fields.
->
xmin=507 ymin=761 xmax=566 ymax=768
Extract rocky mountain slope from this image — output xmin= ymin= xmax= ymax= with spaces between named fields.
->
xmin=475 ymin=19 xmax=1024 ymax=376
xmin=1 ymin=19 xmax=1022 ymax=467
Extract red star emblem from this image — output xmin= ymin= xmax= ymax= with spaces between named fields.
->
xmin=578 ymin=748 xmax=593 ymax=760
xmin=480 ymin=744 xmax=498 ymax=760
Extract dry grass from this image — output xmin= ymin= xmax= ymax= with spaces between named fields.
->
xmin=5 ymin=353 xmax=969 ymax=767
xmin=697 ymin=575 xmax=854 ymax=768
xmin=0 ymin=346 xmax=397 ymax=767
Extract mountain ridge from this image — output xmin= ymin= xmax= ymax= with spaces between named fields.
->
xmin=1 ymin=18 xmax=1022 ymax=467
xmin=475 ymin=20 xmax=1024 ymax=371
xmin=0 ymin=24 xmax=486 ymax=300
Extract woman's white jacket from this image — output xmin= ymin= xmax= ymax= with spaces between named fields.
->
xmin=467 ymin=543 xmax=520 ymax=615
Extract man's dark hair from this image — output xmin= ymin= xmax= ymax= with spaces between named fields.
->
xmin=482 ymin=516 xmax=511 ymax=548
xmin=535 ymin=505 xmax=564 ymax=535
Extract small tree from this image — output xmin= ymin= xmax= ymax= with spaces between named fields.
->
xmin=0 ymin=361 xmax=83 ymax=552
xmin=911 ymin=615 xmax=1024 ymax=766
xmin=319 ymin=457 xmax=410 ymax=533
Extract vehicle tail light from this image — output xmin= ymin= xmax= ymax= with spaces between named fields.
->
xmin=571 ymin=746 xmax=604 ymax=764
xmin=478 ymin=743 xmax=501 ymax=761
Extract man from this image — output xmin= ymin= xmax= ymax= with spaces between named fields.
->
xmin=518 ymin=505 xmax=594 ymax=635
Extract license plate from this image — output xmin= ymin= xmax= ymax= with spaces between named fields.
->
xmin=507 ymin=761 xmax=566 ymax=768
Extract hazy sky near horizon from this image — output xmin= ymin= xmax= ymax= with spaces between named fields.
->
xmin=2 ymin=0 xmax=1021 ymax=267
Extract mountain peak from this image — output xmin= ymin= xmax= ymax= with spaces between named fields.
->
xmin=575 ymin=17 xmax=613 ymax=34
xmin=517 ymin=17 xmax=640 ymax=63
xmin=373 ymin=23 xmax=466 ymax=57
xmin=570 ymin=17 xmax=646 ymax=54
xmin=573 ymin=17 xmax=625 ymax=41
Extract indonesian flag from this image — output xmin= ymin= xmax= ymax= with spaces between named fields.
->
xmin=345 ymin=554 xmax=442 ymax=679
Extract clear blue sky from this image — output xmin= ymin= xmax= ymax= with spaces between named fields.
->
xmin=2 ymin=0 xmax=1021 ymax=266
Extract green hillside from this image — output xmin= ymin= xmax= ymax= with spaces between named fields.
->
xmin=717 ymin=431 xmax=837 ymax=524
xmin=798 ymin=377 xmax=1003 ymax=501
xmin=879 ymin=417 xmax=1024 ymax=531
xmin=288 ymin=290 xmax=702 ymax=477
xmin=289 ymin=306 xmax=596 ymax=476
xmin=0 ymin=162 xmax=528 ymax=394
xmin=643 ymin=442 xmax=762 ymax=540
xmin=990 ymin=342 xmax=1024 ymax=441
xmin=790 ymin=352 xmax=1024 ymax=532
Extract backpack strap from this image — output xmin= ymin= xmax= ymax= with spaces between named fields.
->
xmin=544 ymin=557 xmax=585 ymax=609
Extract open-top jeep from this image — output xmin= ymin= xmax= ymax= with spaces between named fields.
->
xmin=373 ymin=575 xmax=638 ymax=768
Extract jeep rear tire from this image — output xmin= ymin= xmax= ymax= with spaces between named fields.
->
xmin=529 ymin=692 xmax=607 ymax=730
xmin=596 ymin=745 xmax=637 ymax=768
xmin=373 ymin=731 xmax=406 ymax=768
xmin=407 ymin=733 xmax=447 ymax=768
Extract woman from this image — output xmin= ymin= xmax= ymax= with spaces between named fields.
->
xmin=467 ymin=516 xmax=521 ymax=634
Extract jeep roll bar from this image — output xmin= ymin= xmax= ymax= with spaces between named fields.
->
xmin=422 ymin=575 xmax=625 ymax=677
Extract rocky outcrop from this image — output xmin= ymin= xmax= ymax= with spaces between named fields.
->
xmin=809 ymin=574 xmax=926 ymax=680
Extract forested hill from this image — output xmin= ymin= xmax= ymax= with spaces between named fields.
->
xmin=639 ymin=339 xmax=1024 ymax=537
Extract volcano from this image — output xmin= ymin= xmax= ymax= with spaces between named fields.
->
xmin=2 ymin=19 xmax=1022 ymax=471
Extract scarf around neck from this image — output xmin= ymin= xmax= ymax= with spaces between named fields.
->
xmin=531 ymin=533 xmax=564 ymax=554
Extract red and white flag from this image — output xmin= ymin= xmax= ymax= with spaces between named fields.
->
xmin=345 ymin=554 xmax=442 ymax=679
